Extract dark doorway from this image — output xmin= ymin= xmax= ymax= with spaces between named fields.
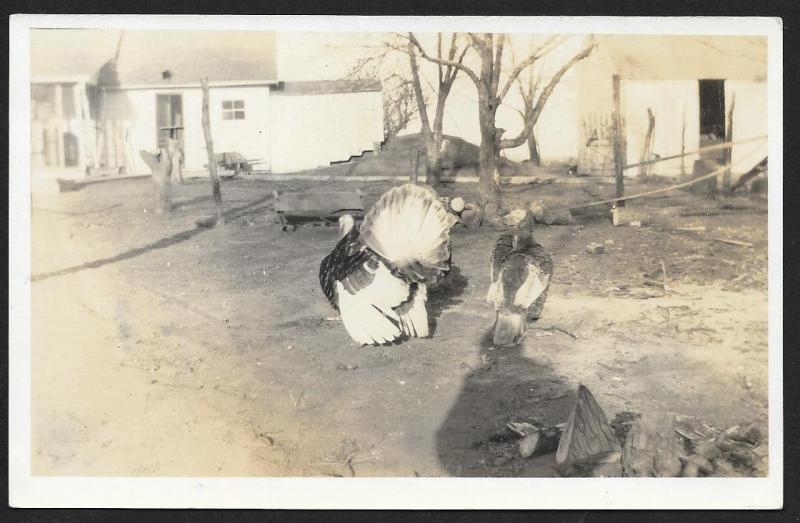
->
xmin=155 ymin=94 xmax=184 ymax=150
xmin=63 ymin=132 xmax=79 ymax=167
xmin=699 ymin=79 xmax=726 ymax=137
xmin=698 ymin=79 xmax=726 ymax=165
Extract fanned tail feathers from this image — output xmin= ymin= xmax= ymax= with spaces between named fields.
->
xmin=359 ymin=184 xmax=451 ymax=282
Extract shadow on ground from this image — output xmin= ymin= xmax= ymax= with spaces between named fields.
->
xmin=427 ymin=265 xmax=469 ymax=336
xmin=32 ymin=195 xmax=274 ymax=283
xmin=435 ymin=330 xmax=575 ymax=477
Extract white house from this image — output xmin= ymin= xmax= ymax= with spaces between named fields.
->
xmin=29 ymin=29 xmax=384 ymax=177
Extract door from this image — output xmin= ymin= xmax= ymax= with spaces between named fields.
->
xmin=698 ymin=79 xmax=725 ymax=165
xmin=155 ymin=94 xmax=184 ymax=150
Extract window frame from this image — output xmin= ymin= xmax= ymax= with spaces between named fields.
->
xmin=222 ymin=99 xmax=246 ymax=120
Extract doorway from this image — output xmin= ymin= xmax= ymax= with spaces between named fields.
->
xmin=698 ymin=79 xmax=725 ymax=165
xmin=155 ymin=94 xmax=184 ymax=150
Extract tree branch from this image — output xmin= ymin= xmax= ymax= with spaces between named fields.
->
xmin=491 ymin=33 xmax=505 ymax=95
xmin=499 ymin=43 xmax=596 ymax=150
xmin=409 ymin=32 xmax=480 ymax=86
xmin=496 ymin=34 xmax=561 ymax=103
xmin=407 ymin=38 xmax=432 ymax=137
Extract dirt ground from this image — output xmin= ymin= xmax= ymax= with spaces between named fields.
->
xmin=29 ymin=173 xmax=769 ymax=477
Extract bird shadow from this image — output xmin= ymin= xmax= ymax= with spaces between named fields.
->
xmin=427 ymin=265 xmax=469 ymax=336
xmin=434 ymin=330 xmax=576 ymax=477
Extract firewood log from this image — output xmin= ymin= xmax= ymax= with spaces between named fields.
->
xmin=555 ymin=384 xmax=622 ymax=476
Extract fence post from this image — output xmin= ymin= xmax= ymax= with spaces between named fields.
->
xmin=612 ymin=75 xmax=625 ymax=206
xmin=722 ymin=93 xmax=736 ymax=190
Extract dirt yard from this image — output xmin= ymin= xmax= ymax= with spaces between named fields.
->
xmin=29 ymin=173 xmax=769 ymax=477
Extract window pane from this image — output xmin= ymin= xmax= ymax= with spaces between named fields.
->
xmin=222 ymin=100 xmax=233 ymax=110
xmin=234 ymin=110 xmax=245 ymax=120
xmin=222 ymin=111 xmax=234 ymax=120
xmin=233 ymin=100 xmax=244 ymax=109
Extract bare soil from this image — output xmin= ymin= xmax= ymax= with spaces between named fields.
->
xmin=30 ymin=174 xmax=768 ymax=477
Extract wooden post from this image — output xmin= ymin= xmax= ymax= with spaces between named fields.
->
xmin=410 ymin=148 xmax=419 ymax=184
xmin=54 ymin=84 xmax=66 ymax=168
xmin=201 ymin=78 xmax=224 ymax=224
xmin=639 ymin=108 xmax=655 ymax=177
xmin=612 ymin=75 xmax=625 ymax=207
xmin=722 ymin=93 xmax=736 ymax=190
xmin=680 ymin=110 xmax=687 ymax=178
xmin=167 ymin=137 xmax=183 ymax=184
xmin=140 ymin=149 xmax=172 ymax=214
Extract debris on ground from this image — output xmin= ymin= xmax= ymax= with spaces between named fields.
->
xmin=586 ymin=243 xmax=605 ymax=255
xmin=528 ymin=201 xmax=575 ymax=225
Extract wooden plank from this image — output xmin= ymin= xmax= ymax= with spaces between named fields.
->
xmin=274 ymin=190 xmax=365 ymax=216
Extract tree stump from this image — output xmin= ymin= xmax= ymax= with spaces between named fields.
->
xmin=621 ymin=413 xmax=683 ymax=477
xmin=555 ymin=384 xmax=622 ymax=476
xmin=167 ymin=137 xmax=184 ymax=184
xmin=140 ymin=149 xmax=172 ymax=214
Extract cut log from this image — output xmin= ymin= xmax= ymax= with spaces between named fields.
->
xmin=621 ymin=413 xmax=683 ymax=477
xmin=611 ymin=206 xmax=650 ymax=227
xmin=518 ymin=424 xmax=564 ymax=458
xmin=555 ymin=384 xmax=622 ymax=476
xmin=140 ymin=149 xmax=172 ymax=214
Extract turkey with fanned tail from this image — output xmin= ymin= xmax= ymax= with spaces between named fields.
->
xmin=486 ymin=212 xmax=553 ymax=347
xmin=319 ymin=183 xmax=456 ymax=346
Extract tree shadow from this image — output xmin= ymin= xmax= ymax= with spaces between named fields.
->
xmin=32 ymin=195 xmax=274 ymax=283
xmin=435 ymin=330 xmax=576 ymax=477
xmin=427 ymin=265 xmax=469 ymax=336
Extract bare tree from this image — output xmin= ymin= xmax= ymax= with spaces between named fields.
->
xmin=411 ymin=33 xmax=596 ymax=223
xmin=406 ymin=33 xmax=468 ymax=186
xmin=344 ymin=33 xmax=465 ymax=186
xmin=512 ymin=38 xmax=596 ymax=166
xmin=382 ymin=74 xmax=417 ymax=141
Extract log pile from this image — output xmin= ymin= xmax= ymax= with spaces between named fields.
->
xmin=503 ymin=384 xmax=767 ymax=478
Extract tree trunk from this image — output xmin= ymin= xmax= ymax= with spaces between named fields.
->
xmin=527 ymin=130 xmax=541 ymax=166
xmin=167 ymin=137 xmax=184 ymax=184
xmin=140 ymin=149 xmax=172 ymax=214
xmin=476 ymin=96 xmax=501 ymax=226
xmin=425 ymin=132 xmax=443 ymax=186
xmin=201 ymin=78 xmax=224 ymax=225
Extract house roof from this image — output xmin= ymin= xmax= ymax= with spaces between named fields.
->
xmin=272 ymin=79 xmax=382 ymax=96
xmin=596 ymin=35 xmax=767 ymax=82
xmin=31 ymin=28 xmax=278 ymax=87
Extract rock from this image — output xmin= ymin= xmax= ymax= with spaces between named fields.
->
xmin=694 ymin=438 xmax=721 ymax=461
xmin=724 ymin=423 xmax=762 ymax=446
xmin=501 ymin=208 xmax=527 ymax=227
xmin=685 ymin=454 xmax=714 ymax=475
xmin=680 ymin=461 xmax=700 ymax=477
xmin=586 ymin=243 xmax=605 ymax=255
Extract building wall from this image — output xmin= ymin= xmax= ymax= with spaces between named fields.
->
xmin=109 ymin=85 xmax=271 ymax=175
xmin=621 ymin=80 xmax=701 ymax=177
xmin=726 ymin=80 xmax=768 ymax=178
xmin=268 ymin=90 xmax=384 ymax=173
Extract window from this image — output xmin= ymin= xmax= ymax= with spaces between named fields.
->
xmin=222 ymin=100 xmax=245 ymax=120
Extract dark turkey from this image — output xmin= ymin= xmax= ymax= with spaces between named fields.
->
xmin=486 ymin=213 xmax=553 ymax=347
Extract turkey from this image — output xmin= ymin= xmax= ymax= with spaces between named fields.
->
xmin=486 ymin=212 xmax=553 ymax=347
xmin=319 ymin=183 xmax=455 ymax=345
